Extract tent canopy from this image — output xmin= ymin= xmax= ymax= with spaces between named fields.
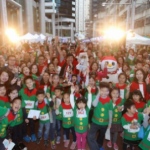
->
xmin=126 ymin=32 xmax=150 ymax=45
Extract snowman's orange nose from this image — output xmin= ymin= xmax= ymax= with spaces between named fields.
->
xmin=108 ymin=63 xmax=112 ymax=67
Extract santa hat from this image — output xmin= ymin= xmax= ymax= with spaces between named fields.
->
xmin=101 ymin=56 xmax=116 ymax=62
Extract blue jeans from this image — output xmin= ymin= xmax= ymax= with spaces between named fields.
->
xmin=56 ymin=119 xmax=61 ymax=137
xmin=87 ymin=122 xmax=108 ymax=150
xmin=49 ymin=110 xmax=56 ymax=141
xmin=38 ymin=122 xmax=50 ymax=140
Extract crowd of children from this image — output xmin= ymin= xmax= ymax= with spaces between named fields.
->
xmin=0 ymin=39 xmax=150 ymax=150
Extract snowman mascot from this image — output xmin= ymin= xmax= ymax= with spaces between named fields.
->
xmin=101 ymin=56 xmax=121 ymax=83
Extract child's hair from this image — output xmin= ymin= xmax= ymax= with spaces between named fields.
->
xmin=24 ymin=76 xmax=33 ymax=83
xmin=7 ymin=86 xmax=18 ymax=95
xmin=36 ymin=89 xmax=45 ymax=96
xmin=123 ymin=99 xmax=135 ymax=114
xmin=55 ymin=86 xmax=63 ymax=91
xmin=52 ymin=74 xmax=59 ymax=78
xmin=0 ymin=84 xmax=6 ymax=89
xmin=89 ymin=72 xmax=96 ymax=79
xmin=63 ymin=92 xmax=70 ymax=96
xmin=118 ymin=72 xmax=127 ymax=80
xmin=38 ymin=55 xmax=45 ymax=59
xmin=99 ymin=82 xmax=110 ymax=89
xmin=110 ymin=87 xmax=120 ymax=98
xmin=131 ymin=90 xmax=144 ymax=101
xmin=75 ymin=84 xmax=82 ymax=91
xmin=72 ymin=74 xmax=77 ymax=78
xmin=10 ymin=96 xmax=22 ymax=104
xmin=76 ymin=97 xmax=87 ymax=109
xmin=135 ymin=60 xmax=143 ymax=66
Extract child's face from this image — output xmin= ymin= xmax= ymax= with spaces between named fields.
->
xmin=77 ymin=102 xmax=86 ymax=110
xmin=25 ymin=79 xmax=34 ymax=89
xmin=135 ymin=70 xmax=144 ymax=81
xmin=11 ymin=99 xmax=21 ymax=113
xmin=119 ymin=75 xmax=126 ymax=84
xmin=72 ymin=76 xmax=77 ymax=83
xmin=143 ymin=64 xmax=149 ymax=73
xmin=0 ymin=72 xmax=9 ymax=83
xmin=111 ymin=90 xmax=119 ymax=100
xmin=118 ymin=57 xmax=123 ymax=64
xmin=127 ymin=105 xmax=136 ymax=114
xmin=52 ymin=75 xmax=59 ymax=84
xmin=43 ymin=73 xmax=50 ymax=81
xmin=31 ymin=65 xmax=38 ymax=74
xmin=38 ymin=57 xmax=45 ymax=65
xmin=75 ymin=85 xmax=80 ymax=92
xmin=92 ymin=63 xmax=98 ymax=71
xmin=49 ymin=64 xmax=55 ymax=72
xmin=53 ymin=58 xmax=59 ymax=65
xmin=54 ymin=89 xmax=61 ymax=97
xmin=132 ymin=94 xmax=140 ymax=102
xmin=100 ymin=87 xmax=109 ymax=98
xmin=37 ymin=94 xmax=45 ymax=103
xmin=23 ymin=67 xmax=30 ymax=76
xmin=0 ymin=86 xmax=6 ymax=96
xmin=136 ymin=63 xmax=142 ymax=69
xmin=89 ymin=78 xmax=95 ymax=87
xmin=9 ymin=90 xmax=18 ymax=101
xmin=63 ymin=94 xmax=70 ymax=104
xmin=123 ymin=65 xmax=128 ymax=71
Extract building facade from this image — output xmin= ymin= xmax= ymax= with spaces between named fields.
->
xmin=0 ymin=0 xmax=76 ymax=44
xmin=0 ymin=0 xmax=23 ymax=44
xmin=75 ymin=0 xmax=85 ymax=34
xmin=84 ymin=0 xmax=93 ymax=38
xmin=55 ymin=0 xmax=76 ymax=40
xmin=97 ymin=0 xmax=150 ymax=36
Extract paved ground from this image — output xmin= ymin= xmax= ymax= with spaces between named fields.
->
xmin=24 ymin=123 xmax=140 ymax=150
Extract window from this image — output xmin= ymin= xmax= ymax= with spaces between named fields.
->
xmin=146 ymin=16 xmax=150 ymax=25
xmin=134 ymin=19 xmax=144 ymax=28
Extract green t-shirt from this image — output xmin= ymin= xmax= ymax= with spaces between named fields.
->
xmin=92 ymin=97 xmax=113 ymax=126
xmin=121 ymin=112 xmax=143 ymax=141
xmin=73 ymin=106 xmax=90 ymax=133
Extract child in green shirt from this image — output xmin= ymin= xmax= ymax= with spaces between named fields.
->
xmin=19 ymin=76 xmax=37 ymax=142
xmin=70 ymin=85 xmax=92 ymax=150
xmin=107 ymin=87 xmax=124 ymax=150
xmin=0 ymin=97 xmax=21 ymax=150
xmin=121 ymin=100 xmax=150 ymax=150
xmin=58 ymin=92 xmax=76 ymax=149
xmin=35 ymin=90 xmax=50 ymax=147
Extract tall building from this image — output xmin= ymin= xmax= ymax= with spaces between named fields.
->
xmin=98 ymin=0 xmax=150 ymax=36
xmin=0 ymin=0 xmax=76 ymax=44
xmin=55 ymin=0 xmax=76 ymax=40
xmin=92 ymin=0 xmax=105 ymax=37
xmin=0 ymin=0 xmax=23 ymax=44
xmin=76 ymin=0 xmax=85 ymax=34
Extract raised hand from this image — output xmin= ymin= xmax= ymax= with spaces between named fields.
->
xmin=71 ymin=85 xmax=75 ymax=93
xmin=87 ymin=86 xmax=91 ymax=93
xmin=126 ymin=83 xmax=131 ymax=91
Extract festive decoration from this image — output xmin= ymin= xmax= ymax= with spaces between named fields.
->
xmin=101 ymin=56 xmax=119 ymax=83
xmin=76 ymin=52 xmax=89 ymax=76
